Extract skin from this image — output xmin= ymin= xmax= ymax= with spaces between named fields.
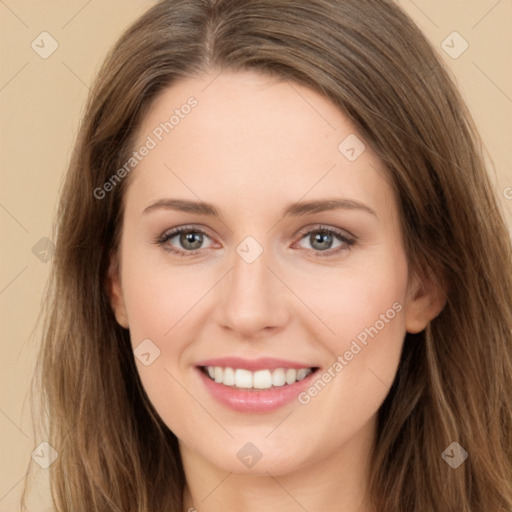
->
xmin=108 ymin=70 xmax=445 ymax=512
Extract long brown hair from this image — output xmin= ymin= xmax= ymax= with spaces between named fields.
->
xmin=22 ymin=0 xmax=512 ymax=510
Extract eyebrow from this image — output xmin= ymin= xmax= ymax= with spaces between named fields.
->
xmin=143 ymin=198 xmax=377 ymax=218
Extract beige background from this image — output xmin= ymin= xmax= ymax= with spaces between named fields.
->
xmin=1 ymin=1 xmax=511 ymax=510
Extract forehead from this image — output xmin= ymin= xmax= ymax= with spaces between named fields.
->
xmin=126 ymin=70 xmax=394 ymax=221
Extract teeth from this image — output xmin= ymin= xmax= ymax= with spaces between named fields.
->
xmin=271 ymin=368 xmax=286 ymax=387
xmin=235 ymin=369 xmax=253 ymax=388
xmin=204 ymin=366 xmax=313 ymax=389
xmin=253 ymin=370 xmax=272 ymax=389
xmin=296 ymin=369 xmax=309 ymax=381
xmin=223 ymin=367 xmax=235 ymax=386
xmin=285 ymin=368 xmax=297 ymax=385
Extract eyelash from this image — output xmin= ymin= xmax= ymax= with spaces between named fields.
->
xmin=153 ymin=224 xmax=356 ymax=259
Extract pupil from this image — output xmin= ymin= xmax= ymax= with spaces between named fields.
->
xmin=312 ymin=232 xmax=332 ymax=250
xmin=181 ymin=232 xmax=202 ymax=250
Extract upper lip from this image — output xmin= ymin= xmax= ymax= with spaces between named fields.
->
xmin=195 ymin=357 xmax=318 ymax=372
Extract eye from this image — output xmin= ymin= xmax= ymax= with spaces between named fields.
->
xmin=294 ymin=225 xmax=356 ymax=257
xmin=154 ymin=224 xmax=356 ymax=258
xmin=154 ymin=226 xmax=214 ymax=256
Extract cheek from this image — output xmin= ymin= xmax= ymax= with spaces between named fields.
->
xmin=120 ymin=261 xmax=209 ymax=438
xmin=295 ymin=251 xmax=408 ymax=350
xmin=301 ymin=251 xmax=409 ymax=393
xmin=122 ymin=258 xmax=214 ymax=343
xmin=326 ymin=274 xmax=406 ymax=350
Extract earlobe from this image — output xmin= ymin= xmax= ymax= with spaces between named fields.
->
xmin=106 ymin=255 xmax=129 ymax=329
xmin=404 ymin=272 xmax=447 ymax=334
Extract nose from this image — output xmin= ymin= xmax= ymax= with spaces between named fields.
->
xmin=215 ymin=242 xmax=291 ymax=339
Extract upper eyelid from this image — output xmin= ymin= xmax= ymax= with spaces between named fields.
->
xmin=160 ymin=224 xmax=215 ymax=242
xmin=160 ymin=224 xmax=353 ymax=237
xmin=295 ymin=224 xmax=355 ymax=240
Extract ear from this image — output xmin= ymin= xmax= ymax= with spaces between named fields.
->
xmin=105 ymin=253 xmax=129 ymax=329
xmin=404 ymin=270 xmax=446 ymax=334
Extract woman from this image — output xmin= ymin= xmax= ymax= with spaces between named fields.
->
xmin=22 ymin=0 xmax=512 ymax=510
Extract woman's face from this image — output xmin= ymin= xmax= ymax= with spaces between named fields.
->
xmin=109 ymin=70 xmax=437 ymax=477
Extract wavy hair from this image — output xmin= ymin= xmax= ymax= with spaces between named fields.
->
xmin=22 ymin=0 xmax=512 ymax=510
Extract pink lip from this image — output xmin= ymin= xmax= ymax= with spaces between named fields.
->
xmin=195 ymin=364 xmax=319 ymax=414
xmin=195 ymin=357 xmax=315 ymax=372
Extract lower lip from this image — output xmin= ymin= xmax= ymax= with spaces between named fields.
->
xmin=197 ymin=368 xmax=318 ymax=413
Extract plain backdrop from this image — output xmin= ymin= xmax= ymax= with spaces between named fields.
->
xmin=1 ymin=1 xmax=511 ymax=510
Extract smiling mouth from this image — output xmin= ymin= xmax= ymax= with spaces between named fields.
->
xmin=199 ymin=366 xmax=320 ymax=390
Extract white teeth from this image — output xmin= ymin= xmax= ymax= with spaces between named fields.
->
xmin=271 ymin=368 xmax=286 ymax=387
xmin=235 ymin=369 xmax=253 ymax=388
xmin=253 ymin=370 xmax=272 ymax=389
xmin=223 ymin=367 xmax=235 ymax=386
xmin=285 ymin=369 xmax=297 ymax=385
xmin=204 ymin=366 xmax=313 ymax=389
xmin=296 ymin=369 xmax=309 ymax=381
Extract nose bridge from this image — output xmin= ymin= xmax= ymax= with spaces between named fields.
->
xmin=217 ymin=234 xmax=288 ymax=336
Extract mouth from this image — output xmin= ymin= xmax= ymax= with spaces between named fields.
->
xmin=195 ymin=358 xmax=321 ymax=413
xmin=199 ymin=365 xmax=319 ymax=390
